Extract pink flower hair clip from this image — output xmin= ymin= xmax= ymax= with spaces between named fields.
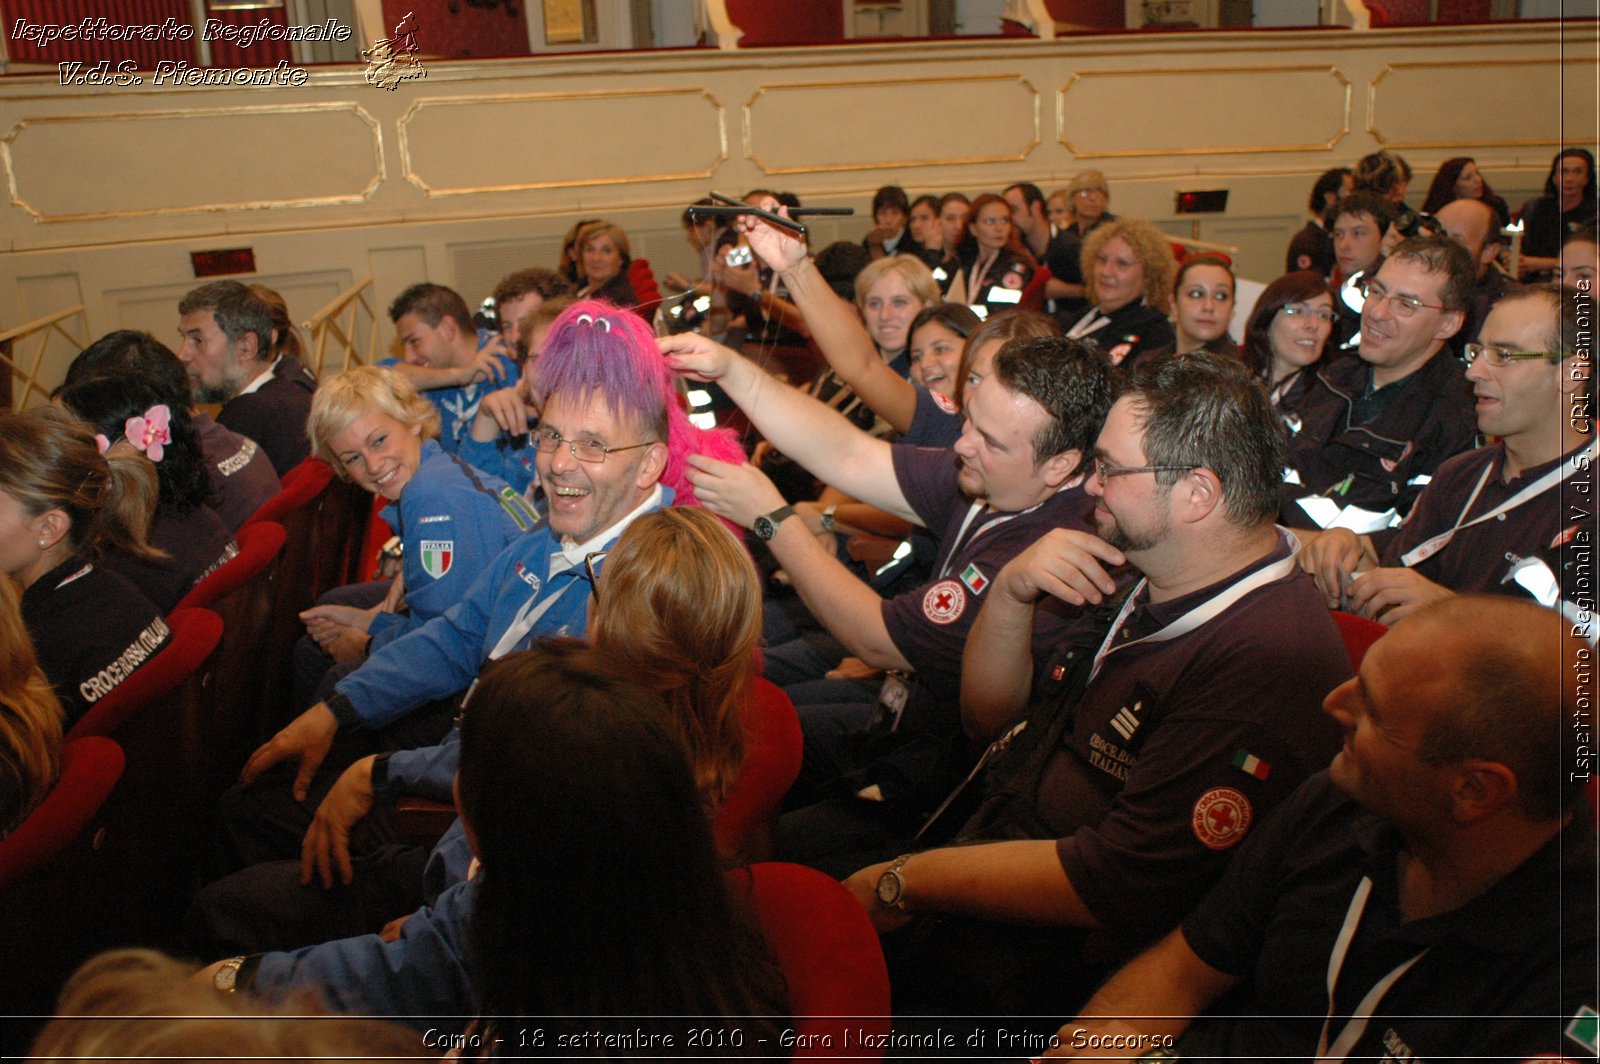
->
xmin=124 ymin=404 xmax=172 ymax=463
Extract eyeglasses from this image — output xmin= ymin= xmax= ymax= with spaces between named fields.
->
xmin=1091 ymin=457 xmax=1199 ymax=484
xmin=584 ymin=550 xmax=609 ymax=599
xmin=1281 ymin=302 xmax=1337 ymax=323
xmin=1361 ymin=279 xmax=1448 ymax=318
xmin=1074 ymin=188 xmax=1108 ymax=198
xmin=534 ymin=428 xmax=655 ymax=464
xmin=1461 ymin=343 xmax=1565 ymax=368
xmin=974 ymin=215 xmax=1011 ymax=227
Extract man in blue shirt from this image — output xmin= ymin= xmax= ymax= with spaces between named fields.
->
xmin=384 ymin=283 xmax=518 ymax=452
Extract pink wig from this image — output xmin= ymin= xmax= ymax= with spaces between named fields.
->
xmin=531 ymin=300 xmax=745 ymax=511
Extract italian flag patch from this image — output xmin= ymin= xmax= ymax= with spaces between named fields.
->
xmin=1232 ymin=749 xmax=1271 ymax=781
xmin=419 ymin=539 xmax=454 ymax=579
xmin=960 ymin=562 xmax=989 ymax=595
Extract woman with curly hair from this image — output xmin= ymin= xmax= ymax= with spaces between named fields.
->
xmin=1065 ymin=216 xmax=1177 ymax=369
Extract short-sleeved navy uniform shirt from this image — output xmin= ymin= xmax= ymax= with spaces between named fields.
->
xmin=1007 ymin=539 xmax=1350 ymax=944
xmin=885 ymin=444 xmax=1095 ymax=735
xmin=1179 ymin=771 xmax=1598 ymax=1063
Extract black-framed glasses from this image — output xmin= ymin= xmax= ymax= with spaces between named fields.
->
xmin=1091 ymin=457 xmax=1199 ymax=484
xmin=534 ymin=428 xmax=655 ymax=464
xmin=1360 ymin=278 xmax=1448 ymax=318
xmin=584 ymin=550 xmax=609 ymax=599
xmin=1461 ymin=342 xmax=1565 ymax=368
xmin=1281 ymin=302 xmax=1337 ymax=323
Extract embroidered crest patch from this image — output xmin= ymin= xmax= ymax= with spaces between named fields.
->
xmin=931 ymin=389 xmax=959 ymax=415
xmin=419 ymin=539 xmax=453 ymax=579
xmin=1191 ymin=787 xmax=1253 ymax=850
xmin=922 ymin=580 xmax=966 ymax=625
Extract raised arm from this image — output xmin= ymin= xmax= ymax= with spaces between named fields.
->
xmin=744 ymin=208 xmax=919 ymax=432
xmin=661 ymin=332 xmax=913 ymax=520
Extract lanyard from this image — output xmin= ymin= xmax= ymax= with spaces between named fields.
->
xmin=1399 ymin=439 xmax=1596 ymax=567
xmin=966 ymin=249 xmax=1000 ymax=297
xmin=935 ymin=483 xmax=1077 ymax=582
xmin=1315 ymin=876 xmax=1429 ymax=1061
xmin=936 ymin=502 xmax=1014 ymax=580
xmin=1066 ymin=306 xmax=1110 ymax=339
xmin=1087 ymin=536 xmax=1300 ymax=685
xmin=486 ymin=558 xmax=581 ymax=661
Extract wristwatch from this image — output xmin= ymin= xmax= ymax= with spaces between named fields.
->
xmin=213 ymin=956 xmax=246 ymax=993
xmin=875 ymin=853 xmax=914 ymax=911
xmin=819 ymin=503 xmax=839 ymax=533
xmin=753 ymin=505 xmax=796 ymax=541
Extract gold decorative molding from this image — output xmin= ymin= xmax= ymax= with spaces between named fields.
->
xmin=1059 ymin=66 xmax=1351 ymax=158
xmin=2 ymin=103 xmax=383 ymax=223
xmin=1369 ymin=60 xmax=1587 ymax=149
xmin=398 ymin=88 xmax=727 ymax=197
xmin=743 ymin=75 xmax=1040 ymax=175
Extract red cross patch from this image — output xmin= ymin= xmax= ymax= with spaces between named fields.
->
xmin=1107 ymin=342 xmax=1134 ymax=365
xmin=931 ymin=389 xmax=959 ymax=415
xmin=1191 ymin=787 xmax=1253 ymax=850
xmin=922 ymin=579 xmax=966 ymax=625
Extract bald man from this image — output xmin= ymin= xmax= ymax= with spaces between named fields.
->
xmin=1046 ymin=595 xmax=1597 ymax=1063
xmin=1435 ymin=196 xmax=1512 ymax=344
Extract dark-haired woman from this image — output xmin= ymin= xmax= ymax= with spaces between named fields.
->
xmin=1420 ymin=156 xmax=1510 ymax=228
xmin=1166 ymin=253 xmax=1239 ymax=358
xmin=64 ymin=330 xmax=280 ymax=531
xmin=204 ymin=646 xmax=790 ymax=1044
xmin=0 ymin=408 xmax=170 ymax=726
xmin=1242 ymin=271 xmax=1336 ymax=432
xmin=57 ymin=374 xmax=238 ymax=613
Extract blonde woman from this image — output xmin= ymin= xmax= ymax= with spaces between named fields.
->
xmin=295 ymin=366 xmax=536 ymax=706
xmin=0 ymin=574 xmax=64 ymax=836
xmin=588 ymin=506 xmax=762 ymax=811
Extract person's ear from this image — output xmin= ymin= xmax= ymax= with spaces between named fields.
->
xmin=1447 ymin=760 xmax=1518 ymax=823
xmin=33 ymin=508 xmax=70 ymax=552
xmin=635 ymin=441 xmax=669 ymax=490
xmin=1173 ymin=467 xmax=1224 ymax=525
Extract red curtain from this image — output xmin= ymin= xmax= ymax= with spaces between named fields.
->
xmin=3 ymin=0 xmax=193 ymax=67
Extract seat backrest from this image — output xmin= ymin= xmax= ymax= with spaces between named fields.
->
xmin=173 ymin=520 xmax=287 ymax=612
xmin=0 ymin=737 xmax=125 ymax=891
xmin=243 ymin=456 xmax=334 ymax=528
xmin=1331 ymin=610 xmax=1387 ymax=671
xmin=628 ymin=258 xmax=664 ymax=320
xmin=1017 ymin=264 xmax=1053 ymax=312
xmin=715 ymin=678 xmax=802 ymax=863
xmin=737 ymin=862 xmax=891 ymax=1056
xmin=65 ymin=608 xmax=223 ymax=743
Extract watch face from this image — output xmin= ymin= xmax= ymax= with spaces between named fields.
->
xmin=876 ymin=871 xmax=901 ymax=906
xmin=754 ymin=516 xmax=775 ymax=540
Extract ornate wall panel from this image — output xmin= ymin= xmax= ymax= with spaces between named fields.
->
xmin=2 ymin=103 xmax=383 ymax=222
xmin=744 ymin=75 xmax=1040 ymax=174
xmin=1059 ymin=66 xmax=1350 ymax=157
xmin=1369 ymin=59 xmax=1594 ymax=148
xmin=399 ymin=88 xmax=726 ymax=195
